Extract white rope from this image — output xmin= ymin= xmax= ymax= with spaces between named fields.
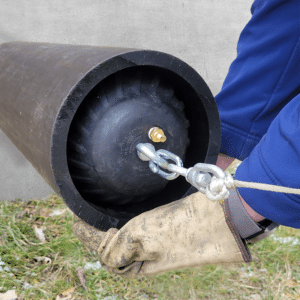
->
xmin=204 ymin=171 xmax=300 ymax=201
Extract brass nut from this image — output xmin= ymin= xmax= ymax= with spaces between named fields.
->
xmin=148 ymin=127 xmax=167 ymax=143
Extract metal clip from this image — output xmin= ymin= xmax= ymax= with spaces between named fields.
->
xmin=136 ymin=143 xmax=185 ymax=180
xmin=136 ymin=143 xmax=226 ymax=192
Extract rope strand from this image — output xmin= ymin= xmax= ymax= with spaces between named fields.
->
xmin=204 ymin=171 xmax=300 ymax=201
xmin=234 ymin=180 xmax=300 ymax=195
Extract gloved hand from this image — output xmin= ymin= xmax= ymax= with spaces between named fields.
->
xmin=73 ymin=191 xmax=251 ymax=277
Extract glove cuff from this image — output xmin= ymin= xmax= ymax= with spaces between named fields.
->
xmin=227 ymin=189 xmax=263 ymax=239
xmin=222 ymin=197 xmax=252 ymax=263
xmin=227 ymin=189 xmax=279 ymax=243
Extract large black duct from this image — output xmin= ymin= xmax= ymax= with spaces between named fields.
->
xmin=0 ymin=42 xmax=220 ymax=230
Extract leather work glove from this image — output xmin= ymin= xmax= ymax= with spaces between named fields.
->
xmin=73 ymin=189 xmax=253 ymax=277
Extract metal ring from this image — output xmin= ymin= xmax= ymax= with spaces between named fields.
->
xmin=192 ymin=163 xmax=225 ymax=179
xmin=149 ymin=149 xmax=183 ymax=180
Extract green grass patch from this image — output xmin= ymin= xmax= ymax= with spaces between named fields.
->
xmin=0 ymin=195 xmax=299 ymax=299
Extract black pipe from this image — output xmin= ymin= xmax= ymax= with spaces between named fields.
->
xmin=0 ymin=42 xmax=220 ymax=230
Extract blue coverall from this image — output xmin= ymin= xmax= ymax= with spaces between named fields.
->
xmin=215 ymin=0 xmax=300 ymax=228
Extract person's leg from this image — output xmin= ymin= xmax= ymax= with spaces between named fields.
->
xmin=215 ymin=0 xmax=300 ymax=160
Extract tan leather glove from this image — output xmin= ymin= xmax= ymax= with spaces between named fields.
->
xmin=73 ymin=191 xmax=251 ymax=277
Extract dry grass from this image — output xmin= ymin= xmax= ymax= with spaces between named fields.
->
xmin=0 ymin=194 xmax=299 ymax=299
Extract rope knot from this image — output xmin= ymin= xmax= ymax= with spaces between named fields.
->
xmin=205 ymin=171 xmax=235 ymax=201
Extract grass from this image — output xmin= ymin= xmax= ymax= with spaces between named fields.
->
xmin=0 ymin=194 xmax=299 ymax=300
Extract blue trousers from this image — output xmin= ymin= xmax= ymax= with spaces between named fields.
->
xmin=215 ymin=0 xmax=300 ymax=227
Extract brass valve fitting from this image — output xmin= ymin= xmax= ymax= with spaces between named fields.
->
xmin=148 ymin=127 xmax=167 ymax=143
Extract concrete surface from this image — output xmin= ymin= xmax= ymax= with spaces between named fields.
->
xmin=0 ymin=131 xmax=54 ymax=200
xmin=0 ymin=0 xmax=252 ymax=200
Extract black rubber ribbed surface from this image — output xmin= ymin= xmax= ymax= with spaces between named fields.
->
xmin=67 ymin=67 xmax=189 ymax=209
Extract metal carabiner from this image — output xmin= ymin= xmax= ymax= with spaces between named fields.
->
xmin=136 ymin=143 xmax=226 ymax=191
xmin=149 ymin=149 xmax=184 ymax=180
xmin=136 ymin=143 xmax=186 ymax=180
xmin=185 ymin=163 xmax=225 ymax=193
